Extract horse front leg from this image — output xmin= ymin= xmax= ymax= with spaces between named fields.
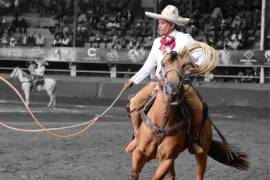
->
xmin=195 ymin=152 xmax=208 ymax=180
xmin=152 ymin=158 xmax=175 ymax=180
xmin=167 ymin=161 xmax=175 ymax=180
xmin=129 ymin=149 xmax=147 ymax=180
xmin=23 ymin=87 xmax=30 ymax=106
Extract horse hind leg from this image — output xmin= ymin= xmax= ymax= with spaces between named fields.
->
xmin=52 ymin=94 xmax=56 ymax=107
xmin=46 ymin=85 xmax=56 ymax=108
xmin=195 ymin=152 xmax=208 ymax=180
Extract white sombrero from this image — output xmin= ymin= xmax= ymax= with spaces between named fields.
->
xmin=145 ymin=5 xmax=190 ymax=26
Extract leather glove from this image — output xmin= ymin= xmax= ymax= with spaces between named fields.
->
xmin=184 ymin=63 xmax=197 ymax=74
xmin=123 ymin=79 xmax=133 ymax=91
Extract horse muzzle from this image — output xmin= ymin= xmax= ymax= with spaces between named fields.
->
xmin=164 ymin=79 xmax=180 ymax=96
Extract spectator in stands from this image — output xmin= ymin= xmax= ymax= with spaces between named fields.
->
xmin=106 ymin=16 xmax=120 ymax=29
xmin=9 ymin=35 xmax=16 ymax=46
xmin=97 ymin=15 xmax=108 ymax=34
xmin=142 ymin=35 xmax=154 ymax=49
xmin=236 ymin=71 xmax=245 ymax=83
xmin=10 ymin=16 xmax=19 ymax=33
xmin=133 ymin=19 xmax=143 ymax=37
xmin=62 ymin=33 xmax=72 ymax=47
xmin=126 ymin=38 xmax=139 ymax=50
xmin=75 ymin=34 xmax=84 ymax=47
xmin=0 ymin=30 xmax=9 ymax=46
xmin=206 ymin=32 xmax=216 ymax=47
xmin=19 ymin=16 xmax=28 ymax=33
xmin=113 ymin=35 xmax=126 ymax=49
xmin=244 ymin=69 xmax=253 ymax=83
xmin=35 ymin=33 xmax=45 ymax=46
xmin=78 ymin=12 xmax=87 ymax=24
xmin=119 ymin=16 xmax=128 ymax=35
xmin=137 ymin=45 xmax=146 ymax=59
xmin=103 ymin=32 xmax=110 ymax=48
xmin=142 ymin=20 xmax=153 ymax=37
xmin=211 ymin=6 xmax=223 ymax=24
xmin=196 ymin=30 xmax=207 ymax=43
xmin=94 ymin=31 xmax=102 ymax=48
xmin=231 ymin=16 xmax=241 ymax=31
xmin=227 ymin=30 xmax=242 ymax=50
xmin=185 ymin=23 xmax=197 ymax=36
xmin=21 ymin=33 xmax=28 ymax=46
xmin=0 ymin=17 xmax=8 ymax=34
xmin=52 ymin=33 xmax=63 ymax=47
xmin=27 ymin=32 xmax=36 ymax=46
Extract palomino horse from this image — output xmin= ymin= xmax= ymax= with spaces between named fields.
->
xmin=10 ymin=67 xmax=56 ymax=107
xmin=128 ymin=46 xmax=249 ymax=180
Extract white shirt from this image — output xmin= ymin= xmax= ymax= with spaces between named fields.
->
xmin=131 ymin=30 xmax=204 ymax=84
xmin=34 ymin=64 xmax=45 ymax=76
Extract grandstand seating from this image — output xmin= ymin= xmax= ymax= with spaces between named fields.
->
xmin=0 ymin=0 xmax=268 ymax=84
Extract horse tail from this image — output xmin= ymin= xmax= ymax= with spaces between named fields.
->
xmin=208 ymin=140 xmax=249 ymax=170
xmin=208 ymin=120 xmax=249 ymax=170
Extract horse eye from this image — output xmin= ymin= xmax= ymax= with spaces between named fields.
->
xmin=170 ymin=51 xmax=177 ymax=60
xmin=161 ymin=63 xmax=165 ymax=67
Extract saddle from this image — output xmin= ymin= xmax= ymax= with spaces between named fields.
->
xmin=31 ymin=76 xmax=45 ymax=91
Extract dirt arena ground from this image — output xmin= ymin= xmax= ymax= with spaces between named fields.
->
xmin=0 ymin=98 xmax=269 ymax=180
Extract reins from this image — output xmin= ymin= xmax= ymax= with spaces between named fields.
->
xmin=0 ymin=76 xmax=126 ymax=138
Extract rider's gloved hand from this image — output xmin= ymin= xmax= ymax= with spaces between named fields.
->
xmin=184 ymin=63 xmax=198 ymax=74
xmin=123 ymin=79 xmax=133 ymax=91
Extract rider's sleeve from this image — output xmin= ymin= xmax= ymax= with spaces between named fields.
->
xmin=130 ymin=39 xmax=158 ymax=84
xmin=180 ymin=34 xmax=205 ymax=66
xmin=34 ymin=66 xmax=45 ymax=76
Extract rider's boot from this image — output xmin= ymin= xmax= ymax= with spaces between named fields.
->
xmin=31 ymin=78 xmax=37 ymax=93
xmin=125 ymin=110 xmax=141 ymax=153
xmin=125 ymin=81 xmax=157 ymax=153
xmin=184 ymin=85 xmax=204 ymax=154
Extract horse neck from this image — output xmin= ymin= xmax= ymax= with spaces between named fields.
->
xmin=147 ymin=89 xmax=178 ymax=128
xmin=17 ymin=69 xmax=30 ymax=82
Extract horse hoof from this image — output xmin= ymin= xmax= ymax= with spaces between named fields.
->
xmin=128 ymin=172 xmax=138 ymax=180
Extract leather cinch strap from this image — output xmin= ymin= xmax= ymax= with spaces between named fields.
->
xmin=140 ymin=109 xmax=187 ymax=137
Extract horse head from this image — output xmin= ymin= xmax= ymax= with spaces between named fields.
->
xmin=10 ymin=67 xmax=20 ymax=78
xmin=161 ymin=51 xmax=186 ymax=98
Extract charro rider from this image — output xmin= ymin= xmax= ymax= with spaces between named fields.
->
xmin=30 ymin=59 xmax=48 ymax=90
xmin=124 ymin=5 xmax=216 ymax=155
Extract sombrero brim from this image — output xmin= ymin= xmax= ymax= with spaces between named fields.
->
xmin=145 ymin=12 xmax=190 ymax=26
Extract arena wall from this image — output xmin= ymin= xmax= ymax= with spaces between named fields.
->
xmin=0 ymin=76 xmax=269 ymax=108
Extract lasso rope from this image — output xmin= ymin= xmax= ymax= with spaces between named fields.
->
xmin=184 ymin=42 xmax=219 ymax=74
xmin=0 ymin=76 xmax=126 ymax=138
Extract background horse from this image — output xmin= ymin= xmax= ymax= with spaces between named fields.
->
xmin=10 ymin=67 xmax=56 ymax=107
xmin=128 ymin=46 xmax=249 ymax=180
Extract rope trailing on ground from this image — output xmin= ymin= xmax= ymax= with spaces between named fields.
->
xmin=0 ymin=76 xmax=126 ymax=138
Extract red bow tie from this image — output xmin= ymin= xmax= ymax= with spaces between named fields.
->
xmin=160 ymin=36 xmax=176 ymax=50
